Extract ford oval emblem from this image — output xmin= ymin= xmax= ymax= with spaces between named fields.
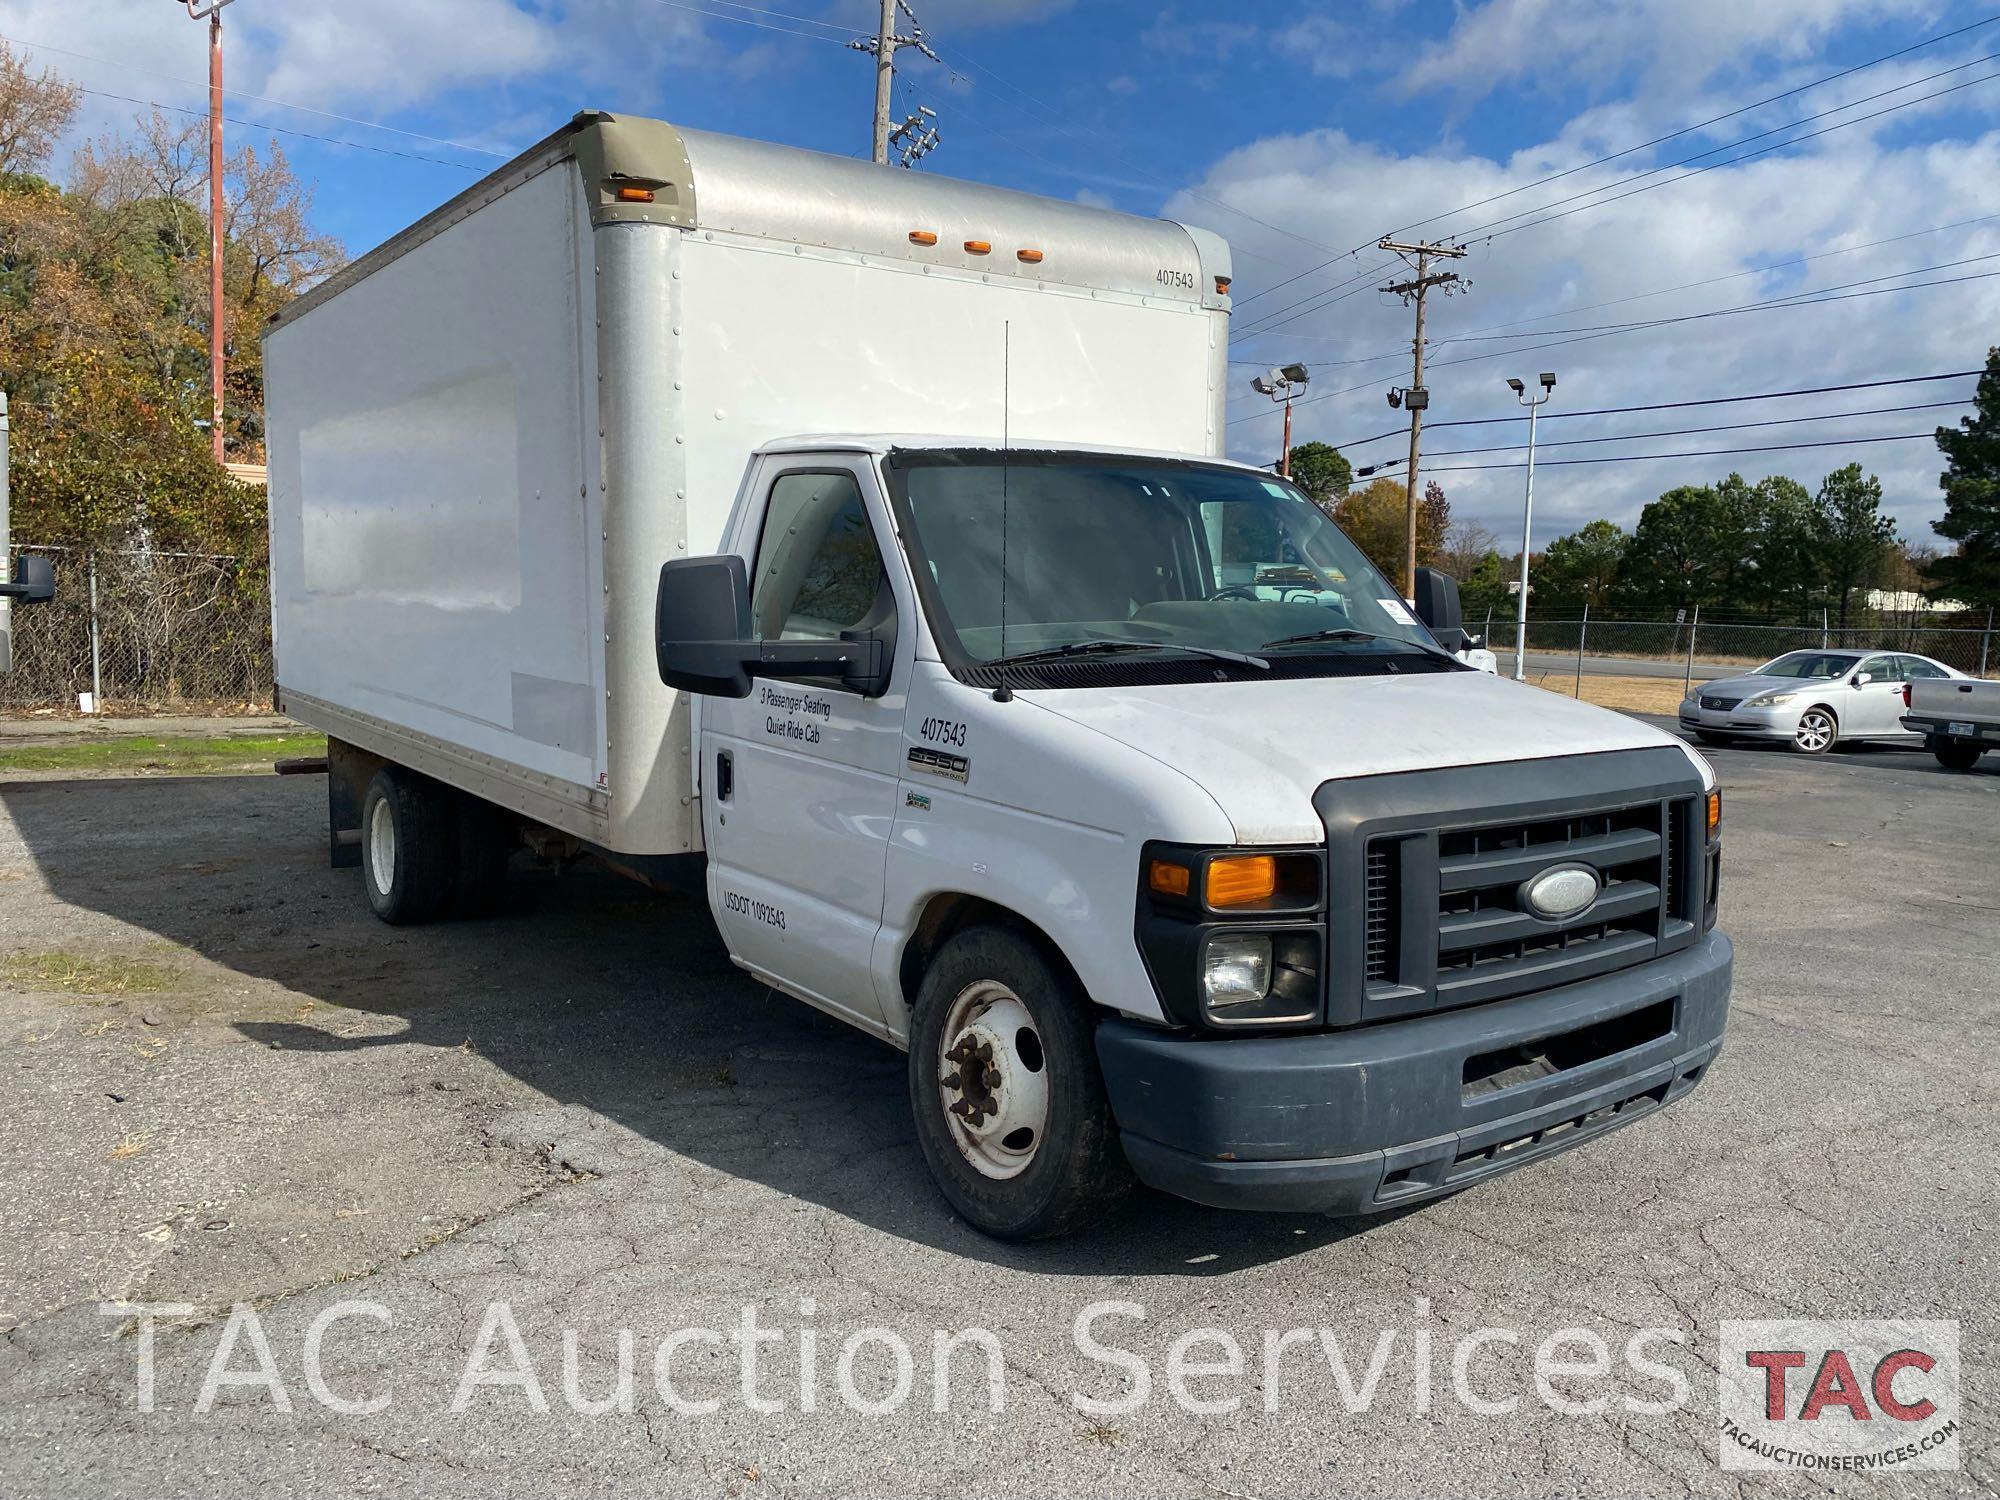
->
xmin=1522 ymin=863 xmax=1601 ymax=921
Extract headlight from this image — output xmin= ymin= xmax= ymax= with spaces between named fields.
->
xmin=1202 ymin=934 xmax=1272 ymax=1009
xmin=1745 ymin=692 xmax=1796 ymax=708
xmin=1139 ymin=843 xmax=1326 ymax=1031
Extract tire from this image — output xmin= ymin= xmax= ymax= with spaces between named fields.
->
xmin=360 ymin=767 xmax=459 ymax=925
xmin=1792 ymin=706 xmax=1837 ymax=755
xmin=907 ymin=925 xmax=1134 ymax=1240
xmin=1694 ymin=731 xmax=1732 ymax=748
xmin=1934 ymin=740 xmax=1983 ymax=771
xmin=451 ymin=793 xmax=516 ymax=918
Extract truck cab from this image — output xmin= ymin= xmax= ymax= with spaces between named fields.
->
xmin=658 ymin=437 xmax=1731 ymax=1238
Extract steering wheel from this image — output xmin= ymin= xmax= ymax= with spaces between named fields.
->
xmin=1206 ymin=586 xmax=1261 ymax=602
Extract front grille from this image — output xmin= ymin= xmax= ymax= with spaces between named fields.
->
xmin=1364 ymin=843 xmax=1398 ymax=983
xmin=1701 ymin=695 xmax=1740 ymax=710
xmin=1432 ymin=804 xmax=1666 ymax=1008
xmin=1318 ymin=748 xmax=1706 ymax=1027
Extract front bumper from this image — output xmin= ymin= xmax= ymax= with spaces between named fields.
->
xmin=1097 ymin=931 xmax=1731 ymax=1214
xmin=1677 ymin=701 xmax=1797 ymax=739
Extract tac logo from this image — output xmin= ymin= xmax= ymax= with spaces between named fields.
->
xmin=1718 ymin=1320 xmax=1960 ymax=1472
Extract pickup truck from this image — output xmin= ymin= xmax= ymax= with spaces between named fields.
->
xmin=1902 ymin=676 xmax=2000 ymax=769
xmin=264 ymin=111 xmax=1732 ymax=1239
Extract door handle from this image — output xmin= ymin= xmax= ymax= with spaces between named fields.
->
xmin=715 ymin=750 xmax=733 ymax=802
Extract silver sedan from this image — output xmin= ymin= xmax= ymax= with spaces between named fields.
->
xmin=1678 ymin=649 xmax=1968 ymax=754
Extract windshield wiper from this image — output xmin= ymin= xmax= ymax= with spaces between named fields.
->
xmin=1260 ymin=627 xmax=1456 ymax=661
xmin=985 ymin=638 xmax=1269 ymax=671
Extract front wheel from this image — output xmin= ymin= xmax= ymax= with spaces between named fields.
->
xmin=907 ymin=926 xmax=1133 ymax=1240
xmin=1792 ymin=707 xmax=1837 ymax=755
xmin=1934 ymin=740 xmax=1983 ymax=771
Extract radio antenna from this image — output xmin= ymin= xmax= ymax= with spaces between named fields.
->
xmin=994 ymin=321 xmax=1014 ymax=701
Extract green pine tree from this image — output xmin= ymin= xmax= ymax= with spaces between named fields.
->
xmin=1930 ymin=347 xmax=2000 ymax=609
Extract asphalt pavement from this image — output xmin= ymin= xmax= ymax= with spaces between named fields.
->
xmin=0 ymin=732 xmax=1993 ymax=1496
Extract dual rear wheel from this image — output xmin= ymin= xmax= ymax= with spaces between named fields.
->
xmin=360 ymin=766 xmax=515 ymax=924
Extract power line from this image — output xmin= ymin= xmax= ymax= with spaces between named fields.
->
xmin=1457 ymin=56 xmax=2000 ymax=247
xmin=639 ymin=0 xmax=854 ymax=45
xmin=1236 ymin=62 xmax=2000 ymax=348
xmin=1232 ymin=209 xmax=2000 ymax=364
xmin=1230 ymin=10 xmax=2000 ymax=310
xmin=1361 ymin=431 xmax=1942 ymax=476
xmin=1236 ymin=55 xmax=2000 ymax=345
xmin=906 ymin=20 xmax=1350 ymax=260
xmin=1412 ymin=399 xmax=1967 ymax=459
xmin=1233 ymin=267 xmax=2000 ymax=425
xmin=1327 ymin=368 xmax=1988 ymax=450
xmin=1 ymin=31 xmax=512 ymax=159
xmin=72 ymin=86 xmax=484 ymax=172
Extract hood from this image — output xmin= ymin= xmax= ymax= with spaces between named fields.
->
xmin=1021 ymin=668 xmax=1700 ymax=844
xmin=1697 ymin=672 xmax=1831 ymax=697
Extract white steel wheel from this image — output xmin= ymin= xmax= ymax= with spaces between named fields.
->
xmin=1793 ymin=708 xmax=1836 ymax=754
xmin=936 ymin=981 xmax=1050 ymax=1181
xmin=367 ymin=796 xmax=398 ymax=898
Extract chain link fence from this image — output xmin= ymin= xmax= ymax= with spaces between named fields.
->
xmin=2 ymin=546 xmax=273 ymax=713
xmin=1477 ymin=609 xmax=2000 ymax=681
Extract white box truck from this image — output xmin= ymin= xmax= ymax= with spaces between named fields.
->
xmin=266 ymin=112 xmax=1733 ymax=1239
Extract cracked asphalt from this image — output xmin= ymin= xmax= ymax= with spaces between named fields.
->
xmin=0 ymin=730 xmax=1993 ymax=1497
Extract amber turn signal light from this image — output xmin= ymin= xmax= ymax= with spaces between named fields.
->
xmin=1706 ymin=788 xmax=1722 ymax=836
xmin=1206 ymin=855 xmax=1278 ymax=908
xmin=1148 ymin=860 xmax=1191 ymax=898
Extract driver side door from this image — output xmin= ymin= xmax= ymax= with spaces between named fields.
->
xmin=698 ymin=459 xmax=911 ymax=1036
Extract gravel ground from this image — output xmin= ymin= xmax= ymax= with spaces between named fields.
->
xmin=0 ymin=732 xmax=1993 ymax=1497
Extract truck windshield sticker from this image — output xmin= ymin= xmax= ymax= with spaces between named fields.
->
xmin=907 ymin=746 xmax=969 ymax=782
xmin=1377 ymin=597 xmax=1418 ymax=626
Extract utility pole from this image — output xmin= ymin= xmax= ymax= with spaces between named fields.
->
xmin=851 ymin=0 xmax=939 ymax=165
xmin=176 ymin=0 xmax=238 ymax=463
xmin=1379 ymin=237 xmax=1466 ymax=597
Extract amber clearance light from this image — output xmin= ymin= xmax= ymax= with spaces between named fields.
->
xmin=1706 ymin=788 xmax=1722 ymax=837
xmin=1205 ymin=855 xmax=1278 ymax=908
xmin=1147 ymin=859 xmax=1191 ymax=898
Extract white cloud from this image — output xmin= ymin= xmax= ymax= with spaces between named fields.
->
xmin=1189 ymin=111 xmax=2000 ymax=544
xmin=1398 ymin=0 xmax=1940 ymax=101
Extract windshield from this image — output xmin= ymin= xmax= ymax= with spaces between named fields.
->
xmin=1756 ymin=652 xmax=1861 ymax=680
xmin=888 ymin=454 xmax=1440 ymax=668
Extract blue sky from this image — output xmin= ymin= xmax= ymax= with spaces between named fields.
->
xmin=9 ymin=0 xmax=2000 ymax=544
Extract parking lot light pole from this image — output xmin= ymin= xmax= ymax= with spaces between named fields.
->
xmin=1252 ymin=364 xmax=1310 ymax=477
xmin=1506 ymin=373 xmax=1555 ymax=680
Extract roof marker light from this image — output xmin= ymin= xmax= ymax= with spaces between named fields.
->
xmin=909 ymin=230 xmax=938 ymax=246
xmin=964 ymin=240 xmax=992 ymax=255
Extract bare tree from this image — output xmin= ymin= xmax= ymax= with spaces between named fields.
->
xmin=225 ymin=138 xmax=343 ymax=308
xmin=1440 ymin=518 xmax=1498 ymax=578
xmin=0 ymin=39 xmax=81 ymax=176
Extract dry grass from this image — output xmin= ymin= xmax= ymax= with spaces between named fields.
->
xmin=1524 ymin=671 xmax=1691 ymax=717
xmin=3 ymin=950 xmax=177 ymax=996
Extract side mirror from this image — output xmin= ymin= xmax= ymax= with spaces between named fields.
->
xmin=1412 ymin=566 xmax=1467 ymax=652
xmin=656 ymin=555 xmax=890 ymax=699
xmin=0 ymin=553 xmax=55 ymax=605
xmin=1852 ymin=672 xmax=1872 ymax=687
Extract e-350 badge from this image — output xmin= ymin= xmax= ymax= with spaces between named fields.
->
xmin=906 ymin=746 xmax=969 ymax=783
